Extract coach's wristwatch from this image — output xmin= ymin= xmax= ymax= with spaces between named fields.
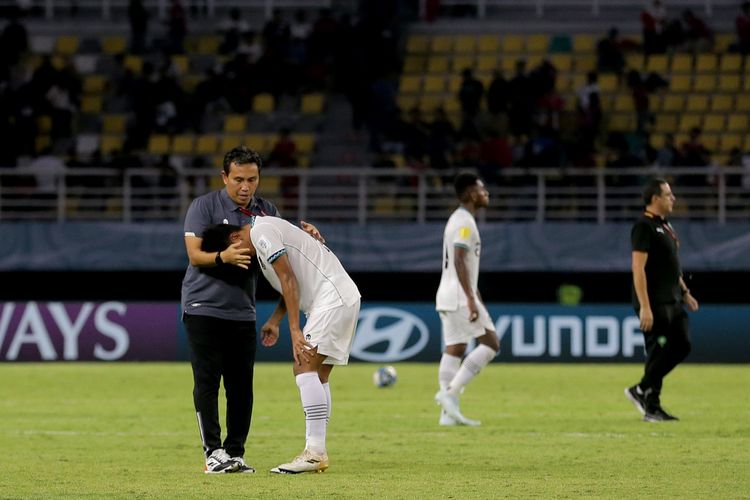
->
xmin=215 ymin=251 xmax=223 ymax=266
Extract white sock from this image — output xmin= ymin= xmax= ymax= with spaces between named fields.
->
xmin=447 ymin=344 xmax=497 ymax=396
xmin=296 ymin=372 xmax=327 ymax=454
xmin=322 ymin=382 xmax=331 ymax=425
xmin=439 ymin=353 xmax=461 ymax=391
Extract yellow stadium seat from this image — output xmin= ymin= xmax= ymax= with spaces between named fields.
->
xmin=702 ymin=114 xmax=725 ymax=133
xmin=502 ymin=35 xmax=524 ymax=53
xmin=244 ymin=133 xmax=270 ymax=153
xmin=220 ymin=134 xmax=243 ymax=153
xmin=526 ymin=34 xmax=549 ymax=53
xmin=252 ymin=93 xmax=275 ymax=113
xmin=431 ymin=35 xmax=453 ymax=53
xmin=736 ymin=95 xmax=750 ymax=111
xmin=613 ymin=94 xmax=634 ymax=112
xmin=718 ymin=75 xmax=741 ymax=92
xmin=701 ymin=134 xmax=719 ymax=151
xmin=654 ymin=113 xmax=679 ymax=132
xmin=477 ymin=54 xmax=499 ymax=72
xmin=447 ymin=74 xmax=463 ymax=93
xmin=574 ymin=55 xmax=596 ymax=73
xmin=102 ymin=35 xmax=127 ymax=55
xmin=646 ymin=54 xmax=668 ymax=73
xmin=103 ymin=114 xmax=126 ymax=134
xmin=427 ymin=55 xmax=450 ymax=73
xmin=83 ymin=74 xmax=106 ymax=94
xmin=148 ymin=134 xmax=170 ymax=155
xmin=501 ymin=57 xmax=517 ymax=74
xmin=195 ymin=135 xmax=219 ymax=155
xmin=659 ymin=95 xmax=684 ymax=112
xmin=171 ymin=55 xmax=189 ymax=74
xmin=625 ymin=53 xmax=645 ymax=71
xmin=598 ymin=73 xmax=619 ymax=92
xmin=36 ymin=115 xmax=52 ymax=133
xmin=419 ymin=95 xmax=444 ymax=113
xmin=196 ymin=35 xmax=221 ymax=54
xmin=572 ymin=34 xmax=596 ymax=53
xmin=423 ymin=75 xmax=446 ymax=94
xmin=670 ymin=54 xmax=692 ymax=73
xmin=719 ymin=134 xmax=742 ymax=152
xmin=714 ymin=33 xmax=736 ymax=53
xmin=649 ymin=133 xmax=666 ymax=149
xmin=124 ymin=55 xmax=143 ymax=74
xmin=223 ymin=114 xmax=247 ymax=133
xmin=678 ymin=113 xmax=703 ymax=131
xmin=403 ymin=56 xmax=426 ymax=73
xmin=608 ymin=113 xmax=634 ymax=132
xmin=81 ymin=95 xmax=102 ymax=114
xmin=695 ymin=54 xmax=718 ymax=73
xmin=399 ymin=75 xmax=421 ymax=94
xmin=397 ymin=95 xmax=418 ymax=112
xmin=171 ymin=134 xmax=194 ymax=155
xmin=55 ymin=35 xmax=79 ymax=55
xmin=406 ymin=35 xmax=430 ymax=54
xmin=744 ymin=77 xmax=750 ymax=91
xmin=452 ymin=55 xmax=475 ymax=73
xmin=693 ymin=75 xmax=716 ymax=92
xmin=719 ymin=54 xmax=742 ymax=72
xmin=301 ymin=93 xmax=324 ymax=114
xmin=549 ymin=54 xmax=572 ymax=72
xmin=478 ymin=35 xmax=500 ymax=53
xmin=181 ymin=74 xmax=203 ymax=93
xmin=454 ymin=35 xmax=476 ymax=53
xmin=100 ymin=135 xmax=124 ymax=155
xmin=727 ymin=114 xmax=749 ymax=132
xmin=710 ymin=95 xmax=733 ymax=112
xmin=291 ymin=133 xmax=315 ymax=154
xmin=685 ymin=95 xmax=709 ymax=112
xmin=669 ymin=75 xmax=691 ymax=92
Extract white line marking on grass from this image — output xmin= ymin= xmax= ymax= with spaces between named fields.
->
xmin=13 ymin=429 xmax=186 ymax=437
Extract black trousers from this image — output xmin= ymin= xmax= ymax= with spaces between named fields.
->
xmin=637 ymin=303 xmax=692 ymax=405
xmin=184 ymin=313 xmax=256 ymax=458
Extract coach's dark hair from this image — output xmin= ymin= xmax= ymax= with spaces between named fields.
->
xmin=223 ymin=146 xmax=263 ymax=174
xmin=454 ymin=172 xmax=481 ymax=200
xmin=201 ymin=224 xmax=242 ymax=253
xmin=642 ymin=177 xmax=668 ymax=206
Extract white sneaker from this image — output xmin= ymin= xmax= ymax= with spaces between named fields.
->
xmin=270 ymin=449 xmax=330 ymax=474
xmin=231 ymin=456 xmax=256 ymax=473
xmin=204 ymin=448 xmax=239 ymax=474
xmin=435 ymin=390 xmax=482 ymax=427
xmin=439 ymin=410 xmax=458 ymax=426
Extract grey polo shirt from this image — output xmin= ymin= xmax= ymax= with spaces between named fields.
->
xmin=180 ymin=189 xmax=280 ymax=321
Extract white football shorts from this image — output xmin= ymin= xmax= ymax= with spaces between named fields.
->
xmin=303 ymin=300 xmax=361 ymax=365
xmin=439 ymin=302 xmax=495 ymax=346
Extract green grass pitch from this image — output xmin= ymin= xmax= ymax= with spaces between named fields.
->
xmin=1 ymin=362 xmax=748 ymax=498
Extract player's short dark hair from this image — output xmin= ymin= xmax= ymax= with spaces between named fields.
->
xmin=223 ymin=146 xmax=263 ymax=174
xmin=454 ymin=171 xmax=481 ymax=199
xmin=642 ymin=177 xmax=668 ymax=206
xmin=201 ymin=224 xmax=242 ymax=252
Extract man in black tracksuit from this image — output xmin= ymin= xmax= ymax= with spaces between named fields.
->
xmin=625 ymin=177 xmax=700 ymax=422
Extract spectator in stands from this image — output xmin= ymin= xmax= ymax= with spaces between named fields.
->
xmin=654 ymin=133 xmax=682 ymax=167
xmin=189 ymin=65 xmax=227 ymax=132
xmin=735 ymin=1 xmax=750 ymax=54
xmin=478 ymin=126 xmax=513 ymax=186
xmin=218 ymin=7 xmax=249 ymax=55
xmin=606 ymin=132 xmax=646 ymax=186
xmin=365 ymin=71 xmax=398 ymax=153
xmin=486 ymin=68 xmax=509 ymax=117
xmin=535 ymin=87 xmax=564 ymax=137
xmin=164 ymin=0 xmax=187 ymax=54
xmin=128 ymin=0 xmax=149 ymax=54
xmin=0 ymin=6 xmax=28 ymax=70
xmin=641 ymin=0 xmax=667 ymax=54
xmin=597 ymin=27 xmax=626 ymax=75
xmin=25 ymin=146 xmax=65 ymax=200
xmin=680 ymin=127 xmax=711 ymax=187
xmin=626 ymin=69 xmax=653 ymax=135
xmin=268 ymin=127 xmax=299 ymax=203
xmin=402 ymin=106 xmax=430 ymax=167
xmin=427 ymin=106 xmax=457 ymax=171
xmin=576 ymin=71 xmax=603 ymax=152
xmin=507 ymin=59 xmax=534 ymax=139
xmin=223 ymin=52 xmax=256 ymax=113
xmin=457 ymin=67 xmax=484 ymax=124
xmin=682 ymin=8 xmax=714 ymax=52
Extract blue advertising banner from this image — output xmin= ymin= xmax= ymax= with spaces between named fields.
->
xmin=2 ymin=301 xmax=747 ymax=362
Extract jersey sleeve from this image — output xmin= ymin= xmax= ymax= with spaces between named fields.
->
xmin=450 ymin=220 xmax=473 ymax=250
xmin=631 ymin=221 xmax=651 ymax=252
xmin=183 ymin=197 xmax=210 ymax=237
xmin=251 ymin=223 xmax=286 ymax=264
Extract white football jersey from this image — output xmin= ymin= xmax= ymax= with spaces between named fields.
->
xmin=435 ymin=207 xmax=481 ymax=311
xmin=251 ymin=217 xmax=360 ymax=314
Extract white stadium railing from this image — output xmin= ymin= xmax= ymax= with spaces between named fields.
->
xmin=1 ymin=165 xmax=748 ymax=224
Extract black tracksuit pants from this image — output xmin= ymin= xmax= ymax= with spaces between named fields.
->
xmin=637 ymin=303 xmax=692 ymax=406
xmin=184 ymin=313 xmax=256 ymax=459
